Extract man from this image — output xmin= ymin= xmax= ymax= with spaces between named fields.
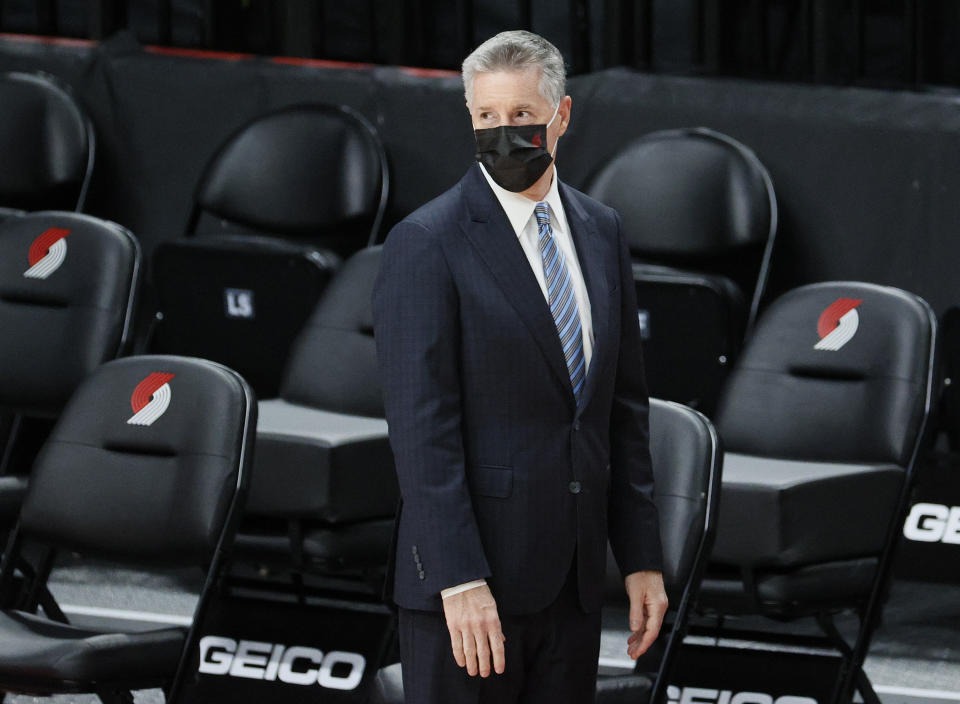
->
xmin=372 ymin=30 xmax=667 ymax=704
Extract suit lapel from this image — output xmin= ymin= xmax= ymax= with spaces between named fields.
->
xmin=560 ymin=182 xmax=612 ymax=418
xmin=459 ymin=166 xmax=576 ymax=405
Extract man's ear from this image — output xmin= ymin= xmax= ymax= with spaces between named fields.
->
xmin=556 ymin=95 xmax=573 ymax=137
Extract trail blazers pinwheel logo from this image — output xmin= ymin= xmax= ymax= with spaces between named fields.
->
xmin=23 ymin=228 xmax=71 ymax=279
xmin=815 ymin=298 xmax=863 ymax=351
xmin=127 ymin=372 xmax=176 ymax=426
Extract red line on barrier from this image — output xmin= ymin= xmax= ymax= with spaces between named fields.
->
xmin=0 ymin=32 xmax=462 ymax=77
xmin=398 ymin=67 xmax=461 ymax=78
xmin=270 ymin=56 xmax=375 ymax=71
xmin=144 ymin=45 xmax=253 ymax=61
xmin=0 ymin=32 xmax=95 ymax=48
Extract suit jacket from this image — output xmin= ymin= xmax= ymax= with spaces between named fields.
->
xmin=372 ymin=164 xmax=662 ymax=615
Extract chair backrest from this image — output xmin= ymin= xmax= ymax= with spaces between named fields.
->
xmin=279 ymin=245 xmax=384 ymax=417
xmin=650 ymin=398 xmax=721 ymax=602
xmin=18 ymin=355 xmax=255 ymax=568
xmin=192 ymin=104 xmax=388 ymax=247
xmin=587 ymin=127 xmax=776 ymax=259
xmin=0 ymin=212 xmax=140 ymax=417
xmin=716 ymin=282 xmax=937 ymax=467
xmin=0 ymin=72 xmax=94 ymax=212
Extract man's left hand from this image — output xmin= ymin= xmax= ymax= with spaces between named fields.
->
xmin=624 ymin=570 xmax=668 ymax=659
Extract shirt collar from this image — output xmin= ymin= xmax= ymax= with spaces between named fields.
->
xmin=479 ymin=163 xmax=567 ymax=239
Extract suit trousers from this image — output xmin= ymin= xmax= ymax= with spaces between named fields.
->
xmin=398 ymin=555 xmax=602 ymax=704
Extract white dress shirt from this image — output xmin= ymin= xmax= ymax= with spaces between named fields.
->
xmin=441 ymin=165 xmax=595 ymax=600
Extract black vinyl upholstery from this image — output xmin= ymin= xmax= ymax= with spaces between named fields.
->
xmin=587 ymin=127 xmax=776 ymax=415
xmin=606 ymin=398 xmax=721 ymax=605
xmin=197 ymin=105 xmax=387 ymax=241
xmin=280 ymin=245 xmax=384 ymax=416
xmin=151 ymin=104 xmax=389 ymax=397
xmin=0 ymin=610 xmax=185 ymax=690
xmin=0 ymin=212 xmax=139 ymax=418
xmin=0 ymin=72 xmax=94 ymax=213
xmin=716 ymin=282 xmax=933 ymax=466
xmin=709 ymin=282 xmax=936 ymax=594
xmin=0 ymin=354 xmax=255 ymax=698
xmin=588 ymin=129 xmax=773 ymax=258
xmin=19 ymin=355 xmax=254 ymax=567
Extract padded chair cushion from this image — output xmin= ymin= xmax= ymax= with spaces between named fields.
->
xmin=0 ymin=212 xmax=138 ymax=416
xmin=0 ymin=475 xmax=29 ymax=526
xmin=753 ymin=557 xmax=879 ymax=605
xmin=587 ymin=127 xmax=773 ymax=257
xmin=302 ymin=519 xmax=394 ymax=567
xmin=0 ymin=609 xmax=185 ymax=686
xmin=716 ymin=282 xmax=934 ymax=466
xmin=606 ymin=399 xmax=718 ymax=604
xmin=701 ymin=557 xmax=879 ymax=612
xmin=281 ymin=246 xmax=384 ymax=416
xmin=250 ymin=399 xmax=396 ymax=521
xmin=197 ymin=105 xmax=384 ymax=235
xmin=595 ymin=674 xmax=654 ymax=703
xmin=711 ymin=453 xmax=903 ymax=568
xmin=19 ymin=356 xmax=252 ymax=567
xmin=0 ymin=72 xmax=90 ymax=210
xmin=234 ymin=519 xmax=394 ymax=571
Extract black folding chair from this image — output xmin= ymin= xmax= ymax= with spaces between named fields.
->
xmin=0 ymin=355 xmax=255 ymax=703
xmin=233 ymin=245 xmax=396 ymax=593
xmin=700 ymin=281 xmax=939 ymax=704
xmin=0 ymin=212 xmax=140 ymax=527
xmin=587 ymin=127 xmax=777 ymax=416
xmin=150 ymin=103 xmax=389 ymax=397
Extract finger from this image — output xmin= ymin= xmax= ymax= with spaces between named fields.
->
xmin=462 ymin=631 xmax=479 ymax=676
xmin=449 ymin=627 xmax=466 ymax=668
xmin=491 ymin=627 xmax=506 ymax=675
xmin=630 ymin=607 xmax=663 ymax=658
xmin=476 ymin=629 xmax=492 ymax=678
xmin=629 ymin=598 xmax=645 ymax=633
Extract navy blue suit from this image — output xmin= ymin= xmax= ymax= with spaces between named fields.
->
xmin=372 ymin=164 xmax=662 ymax=619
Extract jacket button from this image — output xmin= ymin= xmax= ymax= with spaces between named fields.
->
xmin=569 ymin=481 xmax=582 ymax=494
xmin=573 ymin=420 xmax=581 ymax=431
xmin=418 ymin=570 xmax=425 ymax=580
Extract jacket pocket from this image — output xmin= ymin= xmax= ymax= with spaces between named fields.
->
xmin=470 ymin=465 xmax=513 ymax=499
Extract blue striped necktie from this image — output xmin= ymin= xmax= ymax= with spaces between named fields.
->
xmin=535 ymin=202 xmax=586 ymax=405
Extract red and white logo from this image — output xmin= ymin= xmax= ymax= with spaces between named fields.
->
xmin=23 ymin=228 xmax=71 ymax=279
xmin=127 ymin=372 xmax=176 ymax=426
xmin=814 ymin=298 xmax=863 ymax=351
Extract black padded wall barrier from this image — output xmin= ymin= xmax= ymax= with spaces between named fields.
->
xmin=4 ymin=33 xmax=960 ymax=320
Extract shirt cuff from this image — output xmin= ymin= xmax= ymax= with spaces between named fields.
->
xmin=440 ymin=579 xmax=488 ymax=599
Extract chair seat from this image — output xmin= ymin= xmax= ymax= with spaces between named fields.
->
xmin=251 ymin=399 xmax=397 ymax=522
xmin=0 ymin=609 xmax=186 ymax=690
xmin=595 ymin=674 xmax=654 ymax=703
xmin=235 ymin=518 xmax=394 ymax=571
xmin=0 ymin=475 xmax=29 ymax=525
xmin=712 ymin=453 xmax=903 ymax=568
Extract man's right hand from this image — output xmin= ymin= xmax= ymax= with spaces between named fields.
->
xmin=441 ymin=584 xmax=506 ymax=677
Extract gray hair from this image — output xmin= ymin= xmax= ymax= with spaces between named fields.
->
xmin=462 ymin=30 xmax=566 ymax=107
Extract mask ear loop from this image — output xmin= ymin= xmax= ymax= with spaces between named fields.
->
xmin=547 ymin=102 xmax=561 ymax=157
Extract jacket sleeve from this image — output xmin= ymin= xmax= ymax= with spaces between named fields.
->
xmin=372 ymin=220 xmax=492 ymax=595
xmin=607 ymin=210 xmax=665 ymax=577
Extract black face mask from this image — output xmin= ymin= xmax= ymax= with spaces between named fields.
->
xmin=474 ymin=105 xmax=559 ymax=192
